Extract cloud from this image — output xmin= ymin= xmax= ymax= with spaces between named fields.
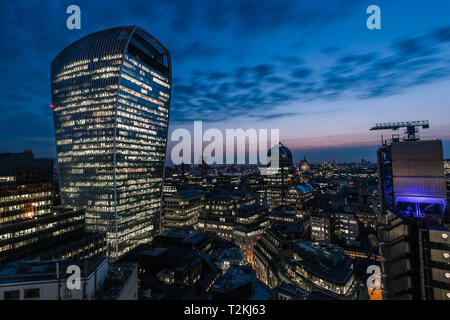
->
xmin=208 ymin=71 xmax=228 ymax=80
xmin=252 ymin=64 xmax=273 ymax=78
xmin=169 ymin=24 xmax=450 ymax=124
xmin=291 ymin=68 xmax=312 ymax=79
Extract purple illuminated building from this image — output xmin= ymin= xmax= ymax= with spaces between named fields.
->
xmin=377 ymin=138 xmax=449 ymax=300
xmin=378 ymin=139 xmax=446 ymax=219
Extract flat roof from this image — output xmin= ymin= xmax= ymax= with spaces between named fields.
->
xmin=0 ymin=257 xmax=107 ymax=286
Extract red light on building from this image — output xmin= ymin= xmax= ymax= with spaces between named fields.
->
xmin=50 ymin=104 xmax=55 ymax=109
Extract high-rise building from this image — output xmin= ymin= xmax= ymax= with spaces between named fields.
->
xmin=377 ymin=138 xmax=449 ymax=300
xmin=51 ymin=26 xmax=172 ymax=259
xmin=0 ymin=150 xmax=53 ymax=224
xmin=0 ymin=151 xmax=96 ymax=263
xmin=264 ymin=143 xmax=296 ymax=211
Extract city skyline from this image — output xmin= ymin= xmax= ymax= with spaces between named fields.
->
xmin=1 ymin=0 xmax=450 ymax=163
xmin=0 ymin=1 xmax=449 ymax=304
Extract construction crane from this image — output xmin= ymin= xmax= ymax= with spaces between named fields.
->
xmin=370 ymin=120 xmax=429 ymax=142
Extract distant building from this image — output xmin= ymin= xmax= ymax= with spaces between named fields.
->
xmin=334 ymin=213 xmax=360 ymax=244
xmin=139 ymin=247 xmax=203 ymax=287
xmin=299 ymin=156 xmax=310 ymax=172
xmin=264 ymin=144 xmax=296 ymax=210
xmin=94 ymin=262 xmax=138 ymax=300
xmin=355 ymin=211 xmax=377 ymax=229
xmin=273 ymin=282 xmax=329 ymax=300
xmin=239 ymin=174 xmax=266 ymax=206
xmin=162 ymin=190 xmax=205 ymax=230
xmin=162 ymin=183 xmax=177 ymax=196
xmin=286 ymin=183 xmax=314 ymax=215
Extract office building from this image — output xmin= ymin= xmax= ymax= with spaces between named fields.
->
xmin=51 ymin=26 xmax=172 ymax=259
xmin=198 ymin=191 xmax=256 ymax=240
xmin=310 ymin=212 xmax=333 ymax=242
xmin=0 ymin=150 xmax=53 ymax=225
xmin=280 ymin=241 xmax=359 ymax=299
xmin=264 ymin=143 xmax=297 ymax=211
xmin=0 ymin=151 xmax=101 ymax=263
xmin=162 ymin=190 xmax=204 ymax=231
xmin=233 ymin=204 xmax=269 ymax=264
xmin=334 ymin=212 xmax=360 ymax=244
xmin=377 ymin=138 xmax=449 ymax=300
xmin=268 ymin=206 xmax=299 ymax=224
xmin=0 ymin=206 xmax=86 ymax=263
xmin=253 ymin=223 xmax=303 ymax=288
xmin=286 ymin=183 xmax=314 ymax=215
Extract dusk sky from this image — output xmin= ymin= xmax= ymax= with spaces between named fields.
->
xmin=1 ymin=0 xmax=449 ymax=163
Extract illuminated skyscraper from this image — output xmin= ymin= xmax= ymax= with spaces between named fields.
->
xmin=51 ymin=26 xmax=172 ymax=260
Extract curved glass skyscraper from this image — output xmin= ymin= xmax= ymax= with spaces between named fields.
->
xmin=51 ymin=26 xmax=171 ymax=259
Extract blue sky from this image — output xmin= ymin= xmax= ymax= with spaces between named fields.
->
xmin=0 ymin=0 xmax=449 ymax=162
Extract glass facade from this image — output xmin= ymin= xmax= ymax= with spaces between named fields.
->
xmin=264 ymin=144 xmax=296 ymax=210
xmin=0 ymin=151 xmax=53 ymax=226
xmin=51 ymin=26 xmax=172 ymax=260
